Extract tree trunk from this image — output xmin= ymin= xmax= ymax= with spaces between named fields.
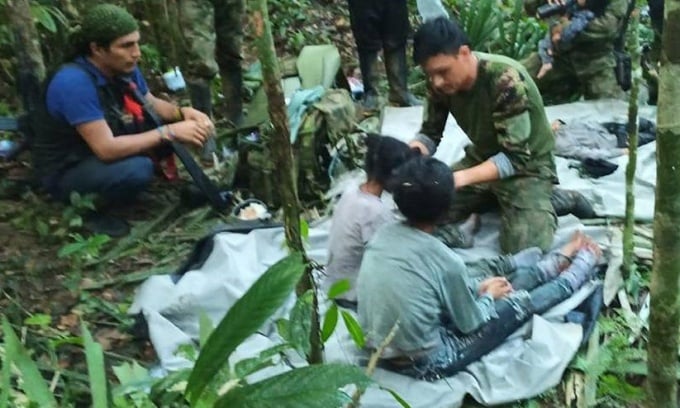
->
xmin=647 ymin=0 xmax=680 ymax=406
xmin=7 ymin=0 xmax=46 ymax=111
xmin=247 ymin=0 xmax=323 ymax=365
xmin=622 ymin=9 xmax=640 ymax=277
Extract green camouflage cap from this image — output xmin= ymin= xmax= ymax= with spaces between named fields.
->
xmin=80 ymin=4 xmax=139 ymax=44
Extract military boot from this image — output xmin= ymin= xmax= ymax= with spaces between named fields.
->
xmin=220 ymin=66 xmax=244 ymax=127
xmin=384 ymin=47 xmax=422 ymax=107
xmin=551 ymin=188 xmax=596 ymax=219
xmin=358 ymin=49 xmax=380 ymax=111
xmin=187 ymin=79 xmax=217 ymax=163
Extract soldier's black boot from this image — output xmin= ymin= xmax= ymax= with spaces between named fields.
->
xmin=187 ymin=79 xmax=217 ymax=163
xmin=551 ymin=188 xmax=596 ymax=219
xmin=384 ymin=46 xmax=421 ymax=107
xmin=358 ymin=49 xmax=380 ymax=111
xmin=220 ymin=66 xmax=244 ymax=127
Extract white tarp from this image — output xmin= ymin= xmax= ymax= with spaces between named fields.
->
xmin=130 ymin=100 xmax=655 ymax=407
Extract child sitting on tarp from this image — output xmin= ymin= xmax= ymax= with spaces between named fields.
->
xmin=358 ymin=156 xmax=601 ymax=381
xmin=323 ymin=134 xmax=419 ymax=308
xmin=323 ymin=134 xmax=479 ymax=309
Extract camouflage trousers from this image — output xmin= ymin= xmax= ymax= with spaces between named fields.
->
xmin=521 ymin=50 xmax=625 ymax=104
xmin=440 ymin=172 xmax=557 ymax=253
xmin=177 ymin=0 xmax=244 ymax=81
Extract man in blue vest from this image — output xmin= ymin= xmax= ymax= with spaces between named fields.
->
xmin=32 ymin=4 xmax=213 ymax=236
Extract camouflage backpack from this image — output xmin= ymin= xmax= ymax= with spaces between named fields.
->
xmin=237 ymin=88 xmax=359 ymax=207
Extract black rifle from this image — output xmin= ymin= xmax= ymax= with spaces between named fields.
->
xmin=120 ymin=77 xmax=231 ymax=212
xmin=613 ymin=0 xmax=636 ymax=91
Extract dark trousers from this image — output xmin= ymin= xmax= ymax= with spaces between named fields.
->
xmin=346 ymin=0 xmax=409 ymax=53
xmin=386 ymin=275 xmax=574 ymax=381
xmin=48 ymin=155 xmax=154 ymax=204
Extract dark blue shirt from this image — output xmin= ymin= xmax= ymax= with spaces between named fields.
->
xmin=46 ymin=56 xmax=149 ymax=126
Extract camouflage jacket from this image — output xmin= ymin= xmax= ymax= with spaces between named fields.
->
xmin=570 ymin=0 xmax=628 ymax=48
xmin=418 ymin=52 xmax=557 ymax=180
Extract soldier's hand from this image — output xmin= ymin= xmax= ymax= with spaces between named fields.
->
xmin=167 ymin=120 xmax=209 ymax=147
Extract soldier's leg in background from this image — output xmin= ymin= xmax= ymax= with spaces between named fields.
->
xmin=178 ymin=0 xmax=218 ymax=161
xmin=433 ymin=183 xmax=496 ymax=249
xmin=578 ymin=53 xmax=625 ymax=100
xmin=381 ymin=0 xmax=421 ymax=107
xmin=494 ymin=177 xmax=557 ymax=253
xmin=348 ymin=0 xmax=382 ymax=110
xmin=177 ymin=0 xmax=219 ymax=96
xmin=521 ymin=52 xmax=580 ymax=104
xmin=214 ymin=0 xmax=245 ymax=126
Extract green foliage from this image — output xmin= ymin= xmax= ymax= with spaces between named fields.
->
xmin=81 ymin=323 xmax=108 ymax=408
xmin=571 ymin=316 xmax=647 ymax=405
xmin=277 ymin=289 xmax=314 ymax=357
xmin=447 ymin=0 xmax=502 ymax=51
xmin=58 ymin=233 xmax=111 ymax=261
xmin=1 ymin=318 xmax=58 ymax=407
xmin=214 ymin=364 xmax=372 ymax=408
xmin=140 ymin=44 xmax=165 ymax=74
xmin=494 ymin=0 xmax=545 ymax=60
xmin=321 ymin=303 xmax=339 ymax=342
xmin=444 ymin=0 xmax=545 ymax=60
xmin=30 ymin=3 xmax=68 ymax=34
xmin=341 ymin=310 xmax=365 ymax=349
xmin=185 ymin=252 xmax=306 ymax=403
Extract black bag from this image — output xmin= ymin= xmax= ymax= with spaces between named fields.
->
xmin=614 ymin=51 xmax=632 ymax=92
xmin=582 ymin=158 xmax=619 ymax=178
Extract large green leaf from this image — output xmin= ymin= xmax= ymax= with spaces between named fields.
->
xmin=1 ymin=318 xmax=57 ymax=407
xmin=326 ymin=279 xmax=350 ymax=299
xmin=287 ymin=290 xmax=313 ymax=357
xmin=341 ymin=310 xmax=365 ymax=349
xmin=82 ymin=323 xmax=109 ymax=408
xmin=1 ymin=344 xmax=10 ymax=407
xmin=321 ymin=303 xmax=338 ymax=342
xmin=215 ymin=364 xmax=372 ymax=408
xmin=185 ymin=253 xmax=306 ymax=404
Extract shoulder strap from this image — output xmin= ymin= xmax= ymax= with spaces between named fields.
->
xmin=614 ymin=0 xmax=636 ymax=52
xmin=118 ymin=77 xmax=231 ymax=212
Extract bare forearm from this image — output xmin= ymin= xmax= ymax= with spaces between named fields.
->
xmin=146 ymin=93 xmax=182 ymax=123
xmin=453 ymin=160 xmax=500 ymax=189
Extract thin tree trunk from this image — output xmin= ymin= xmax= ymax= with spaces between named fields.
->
xmin=247 ymin=0 xmax=323 ymax=365
xmin=622 ymin=9 xmax=640 ymax=277
xmin=647 ymin=0 xmax=680 ymax=406
xmin=7 ymin=0 xmax=46 ymax=111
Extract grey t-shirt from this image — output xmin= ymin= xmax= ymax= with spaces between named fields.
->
xmin=324 ymin=185 xmax=395 ymax=301
xmin=358 ymin=222 xmax=495 ymax=355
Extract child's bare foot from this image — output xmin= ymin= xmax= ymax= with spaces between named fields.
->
xmin=559 ymin=230 xmax=586 ymax=258
xmin=582 ymin=237 xmax=602 ymax=259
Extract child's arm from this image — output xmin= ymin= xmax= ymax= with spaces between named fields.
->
xmin=538 ymin=36 xmax=554 ymax=65
xmin=439 ymin=260 xmax=512 ymax=334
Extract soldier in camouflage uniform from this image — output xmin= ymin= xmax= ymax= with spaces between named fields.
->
xmin=410 ymin=18 xmax=593 ymax=253
xmin=177 ymin=0 xmax=245 ymax=127
xmin=521 ymin=0 xmax=628 ymax=102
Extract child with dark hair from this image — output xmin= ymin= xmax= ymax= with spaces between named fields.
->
xmin=324 ymin=134 xmax=420 ymax=307
xmin=358 ymin=156 xmax=601 ymax=380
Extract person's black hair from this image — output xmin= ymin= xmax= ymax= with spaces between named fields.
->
xmin=413 ymin=17 xmax=470 ymax=66
xmin=364 ymin=133 xmax=420 ymax=188
xmin=392 ymin=156 xmax=454 ymax=223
